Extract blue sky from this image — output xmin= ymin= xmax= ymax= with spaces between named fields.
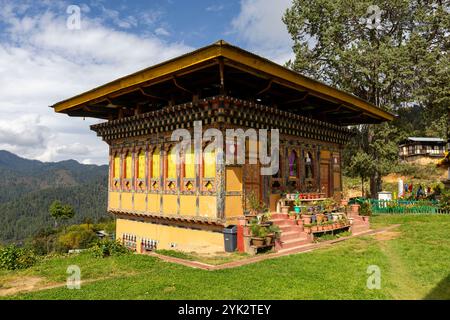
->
xmin=0 ymin=0 xmax=293 ymax=164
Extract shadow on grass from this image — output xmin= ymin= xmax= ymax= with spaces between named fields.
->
xmin=424 ymin=274 xmax=450 ymax=300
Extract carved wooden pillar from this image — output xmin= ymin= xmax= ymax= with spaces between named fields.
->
xmin=216 ymin=145 xmax=226 ymax=220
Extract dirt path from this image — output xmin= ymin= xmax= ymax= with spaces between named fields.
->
xmin=0 ymin=276 xmax=114 ymax=297
xmin=0 ymin=277 xmax=58 ymax=297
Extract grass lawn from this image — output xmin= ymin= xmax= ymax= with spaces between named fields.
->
xmin=1 ymin=214 xmax=450 ymax=300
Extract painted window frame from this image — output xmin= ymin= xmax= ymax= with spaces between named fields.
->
xmin=136 ymin=148 xmax=146 ymax=191
xmin=123 ymin=150 xmax=133 ymax=191
xmin=112 ymin=151 xmax=121 ymax=190
xmin=201 ymin=143 xmax=216 ymax=192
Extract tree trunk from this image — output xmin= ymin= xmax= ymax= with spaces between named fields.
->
xmin=361 ymin=176 xmax=365 ymax=197
xmin=370 ymin=171 xmax=383 ymax=199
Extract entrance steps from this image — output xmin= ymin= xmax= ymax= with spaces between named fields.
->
xmin=270 ymin=212 xmax=313 ymax=251
xmin=269 ymin=211 xmax=371 ymax=252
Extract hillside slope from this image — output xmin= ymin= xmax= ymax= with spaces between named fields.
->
xmin=0 ymin=150 xmax=109 ymax=243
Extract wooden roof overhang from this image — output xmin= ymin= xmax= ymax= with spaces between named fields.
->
xmin=51 ymin=40 xmax=394 ymax=126
xmin=111 ymin=210 xmax=226 ymax=231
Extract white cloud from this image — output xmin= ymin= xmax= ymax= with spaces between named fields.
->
xmin=0 ymin=2 xmax=192 ymax=164
xmin=231 ymin=0 xmax=294 ymax=64
xmin=206 ymin=4 xmax=225 ymax=12
xmin=155 ymin=27 xmax=170 ymax=37
xmin=0 ymin=114 xmax=51 ymax=150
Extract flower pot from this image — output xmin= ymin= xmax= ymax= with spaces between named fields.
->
xmin=251 ymin=237 xmax=265 ymax=247
xmin=289 ymin=214 xmax=296 ymax=220
xmin=316 ymin=214 xmax=325 ymax=224
xmin=281 ymin=205 xmax=290 ymax=214
xmin=265 ymin=234 xmax=274 ymax=245
xmin=304 ymin=227 xmax=311 ymax=234
xmin=302 ymin=214 xmax=312 ymax=224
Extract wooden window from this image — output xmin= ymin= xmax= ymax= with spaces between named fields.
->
xmin=203 ymin=147 xmax=216 ymax=179
xmin=125 ymin=152 xmax=132 ymax=179
xmin=113 ymin=154 xmax=120 ymax=179
xmin=167 ymin=147 xmax=177 ymax=179
xmin=184 ymin=146 xmax=195 ymax=179
xmin=305 ymin=151 xmax=314 ymax=179
xmin=288 ymin=150 xmax=299 ymax=178
xmin=151 ymin=147 xmax=160 ymax=179
xmin=137 ymin=150 xmax=145 ymax=180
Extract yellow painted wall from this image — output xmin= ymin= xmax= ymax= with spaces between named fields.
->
xmin=226 ymin=167 xmax=242 ymax=192
xmin=109 ymin=192 xmax=120 ymax=210
xmin=116 ymin=218 xmax=224 ymax=252
xmin=121 ymin=193 xmax=133 ymax=211
xmin=134 ymin=193 xmax=147 ymax=212
xmin=199 ymin=196 xmax=216 ymax=218
xmin=180 ymin=195 xmax=197 ymax=216
xmin=148 ymin=193 xmax=160 ymax=213
xmin=225 ymin=195 xmax=243 ymax=218
xmin=163 ymin=194 xmax=178 ymax=214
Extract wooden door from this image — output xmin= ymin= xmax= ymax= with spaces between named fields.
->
xmin=320 ymin=163 xmax=331 ymax=197
xmin=244 ymin=163 xmax=261 ymax=208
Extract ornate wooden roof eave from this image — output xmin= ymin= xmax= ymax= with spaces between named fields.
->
xmin=91 ymin=95 xmax=355 ymax=146
xmin=51 ymin=40 xmax=395 ymax=124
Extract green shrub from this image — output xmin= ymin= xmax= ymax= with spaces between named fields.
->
xmin=89 ymin=239 xmax=130 ymax=258
xmin=28 ymin=228 xmax=59 ymax=255
xmin=439 ymin=191 xmax=450 ymax=211
xmin=359 ymin=201 xmax=372 ymax=216
xmin=56 ymin=224 xmax=98 ymax=253
xmin=0 ymin=245 xmax=37 ymax=270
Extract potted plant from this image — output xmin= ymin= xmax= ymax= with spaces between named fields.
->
xmin=247 ymin=191 xmax=262 ymax=216
xmin=294 ymin=194 xmax=302 ymax=213
xmin=303 ymin=224 xmax=311 ymax=233
xmin=250 ymin=223 xmax=267 ymax=247
xmin=316 ymin=213 xmax=325 ymax=224
xmin=359 ymin=201 xmax=372 ymax=217
xmin=266 ymin=225 xmax=280 ymax=245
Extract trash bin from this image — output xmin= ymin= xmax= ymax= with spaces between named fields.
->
xmin=223 ymin=225 xmax=237 ymax=252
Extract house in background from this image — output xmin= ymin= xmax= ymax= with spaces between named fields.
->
xmin=399 ymin=137 xmax=446 ymax=164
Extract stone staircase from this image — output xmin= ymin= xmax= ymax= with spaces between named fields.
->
xmin=270 ymin=213 xmax=312 ymax=252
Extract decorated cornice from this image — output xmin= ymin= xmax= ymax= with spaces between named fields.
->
xmin=91 ymin=95 xmax=353 ymax=145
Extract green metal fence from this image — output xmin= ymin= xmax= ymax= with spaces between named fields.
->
xmin=368 ymin=199 xmax=448 ymax=214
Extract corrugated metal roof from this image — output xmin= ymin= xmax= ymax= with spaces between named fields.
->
xmin=407 ymin=137 xmax=446 ymax=142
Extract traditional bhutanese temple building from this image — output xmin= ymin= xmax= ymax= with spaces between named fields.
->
xmin=52 ymin=41 xmax=394 ymax=253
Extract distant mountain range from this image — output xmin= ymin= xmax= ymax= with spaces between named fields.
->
xmin=0 ymin=150 xmax=109 ymax=244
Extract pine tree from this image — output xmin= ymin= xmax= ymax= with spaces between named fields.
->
xmin=283 ymin=0 xmax=449 ymax=197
